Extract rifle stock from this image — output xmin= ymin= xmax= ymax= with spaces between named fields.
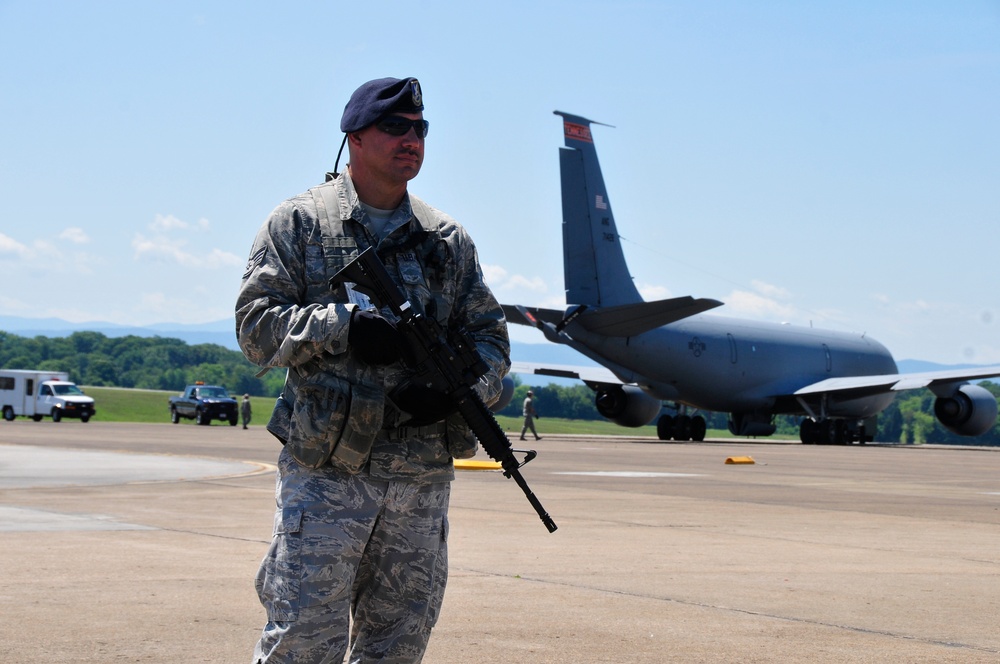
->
xmin=332 ymin=248 xmax=557 ymax=533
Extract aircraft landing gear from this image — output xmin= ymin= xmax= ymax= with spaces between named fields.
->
xmin=799 ymin=418 xmax=871 ymax=445
xmin=657 ymin=413 xmax=706 ymax=442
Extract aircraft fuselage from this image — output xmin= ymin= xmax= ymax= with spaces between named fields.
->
xmin=568 ymin=313 xmax=898 ymax=418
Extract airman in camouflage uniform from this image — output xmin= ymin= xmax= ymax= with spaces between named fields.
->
xmin=237 ymin=77 xmax=509 ymax=664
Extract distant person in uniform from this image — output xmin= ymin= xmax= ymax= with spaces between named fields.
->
xmin=236 ymin=77 xmax=509 ymax=663
xmin=520 ymin=389 xmax=541 ymax=440
xmin=241 ymin=394 xmax=252 ymax=429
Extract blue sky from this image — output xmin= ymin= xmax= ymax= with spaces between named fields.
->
xmin=1 ymin=1 xmax=998 ymax=365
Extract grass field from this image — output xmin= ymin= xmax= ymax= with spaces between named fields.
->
xmin=76 ymin=386 xmax=724 ymax=437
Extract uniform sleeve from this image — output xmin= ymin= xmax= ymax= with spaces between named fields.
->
xmin=449 ymin=229 xmax=511 ymax=406
xmin=235 ymin=201 xmax=354 ymax=369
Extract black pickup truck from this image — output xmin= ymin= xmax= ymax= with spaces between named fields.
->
xmin=169 ymin=383 xmax=239 ymax=426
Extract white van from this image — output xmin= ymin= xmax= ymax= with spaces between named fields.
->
xmin=0 ymin=369 xmax=96 ymax=422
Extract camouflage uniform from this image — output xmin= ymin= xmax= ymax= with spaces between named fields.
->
xmin=237 ymin=170 xmax=509 ymax=663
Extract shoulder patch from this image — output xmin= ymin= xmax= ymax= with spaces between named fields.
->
xmin=243 ymin=245 xmax=267 ymax=279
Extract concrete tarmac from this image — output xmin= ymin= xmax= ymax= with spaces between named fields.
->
xmin=2 ymin=421 xmax=1000 ymax=663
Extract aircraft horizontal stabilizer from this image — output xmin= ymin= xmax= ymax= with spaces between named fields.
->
xmin=501 ymin=297 xmax=722 ymax=337
xmin=509 ymin=361 xmax=623 ymax=387
xmin=574 ymin=297 xmax=723 ymax=337
xmin=500 ymin=305 xmax=563 ymax=329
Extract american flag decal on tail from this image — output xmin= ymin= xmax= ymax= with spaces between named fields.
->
xmin=563 ymin=121 xmax=592 ymax=142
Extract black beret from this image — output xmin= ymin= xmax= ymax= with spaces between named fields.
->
xmin=340 ymin=77 xmax=424 ymax=133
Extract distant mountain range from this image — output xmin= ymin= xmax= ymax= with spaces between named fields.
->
xmin=0 ymin=314 xmax=983 ymax=378
xmin=0 ymin=315 xmax=239 ymax=351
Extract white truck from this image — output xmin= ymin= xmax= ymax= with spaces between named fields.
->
xmin=0 ymin=369 xmax=96 ymax=422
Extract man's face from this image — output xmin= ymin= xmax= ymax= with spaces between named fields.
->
xmin=352 ymin=111 xmax=425 ymax=187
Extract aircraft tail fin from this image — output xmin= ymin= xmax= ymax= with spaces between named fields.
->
xmin=555 ymin=111 xmax=642 ymax=307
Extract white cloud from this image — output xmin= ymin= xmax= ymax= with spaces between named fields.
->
xmin=59 ymin=227 xmax=90 ymax=244
xmin=482 ymin=263 xmax=507 ymax=284
xmin=483 ymin=264 xmax=549 ymax=293
xmin=637 ymin=282 xmax=672 ymax=301
xmin=750 ymin=279 xmax=791 ymax=300
xmin=0 ymin=294 xmax=30 ymax=312
xmin=205 ymin=248 xmax=244 ymax=269
xmin=725 ymin=289 xmax=797 ymax=319
xmin=150 ymin=214 xmax=191 ymax=232
xmin=135 ymin=291 xmax=233 ymax=324
xmin=505 ymin=274 xmax=548 ymax=292
xmin=132 ymin=214 xmax=239 ymax=269
xmin=0 ymin=233 xmax=29 ymax=258
xmin=0 ymin=235 xmax=64 ymax=263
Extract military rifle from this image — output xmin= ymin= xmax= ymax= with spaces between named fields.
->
xmin=331 ymin=247 xmax=557 ymax=533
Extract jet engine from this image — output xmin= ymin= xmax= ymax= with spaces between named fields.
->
xmin=594 ymin=385 xmax=661 ymax=427
xmin=489 ymin=375 xmax=516 ymax=413
xmin=933 ymin=383 xmax=998 ymax=436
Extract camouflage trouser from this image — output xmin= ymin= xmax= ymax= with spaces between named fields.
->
xmin=252 ymin=447 xmax=450 ymax=663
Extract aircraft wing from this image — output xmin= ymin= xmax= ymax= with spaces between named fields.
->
xmin=509 ymin=361 xmax=623 ymax=387
xmin=794 ymin=366 xmax=1000 ymax=399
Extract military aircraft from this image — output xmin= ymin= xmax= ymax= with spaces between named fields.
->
xmin=502 ymin=111 xmax=1000 ymax=444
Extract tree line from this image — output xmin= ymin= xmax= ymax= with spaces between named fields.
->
xmin=0 ymin=330 xmax=285 ymax=397
xmin=2 ymin=330 xmax=997 ymax=444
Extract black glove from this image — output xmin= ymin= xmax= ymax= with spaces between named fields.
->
xmin=348 ymin=309 xmax=403 ymax=366
xmin=392 ymin=383 xmax=457 ymax=427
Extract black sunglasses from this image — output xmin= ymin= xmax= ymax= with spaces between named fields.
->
xmin=375 ymin=115 xmax=429 ymax=138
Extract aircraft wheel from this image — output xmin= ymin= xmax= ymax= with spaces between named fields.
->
xmin=819 ymin=420 xmax=838 ymax=445
xmin=656 ymin=414 xmax=674 ymax=441
xmin=816 ymin=420 xmax=829 ymax=444
xmin=834 ymin=420 xmax=848 ymax=445
xmin=690 ymin=415 xmax=707 ymax=441
xmin=800 ymin=419 xmax=817 ymax=444
xmin=675 ymin=415 xmax=692 ymax=441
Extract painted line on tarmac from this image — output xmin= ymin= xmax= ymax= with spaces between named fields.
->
xmin=552 ymin=471 xmax=702 ymax=478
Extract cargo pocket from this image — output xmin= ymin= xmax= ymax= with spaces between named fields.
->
xmin=445 ymin=413 xmax=478 ymax=459
xmin=329 ymin=382 xmax=384 ymax=473
xmin=265 ymin=396 xmax=292 ymax=445
xmin=286 ymin=382 xmax=349 ymax=469
xmin=256 ymin=508 xmax=304 ymax=622
xmin=422 ymin=514 xmax=450 ymax=631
